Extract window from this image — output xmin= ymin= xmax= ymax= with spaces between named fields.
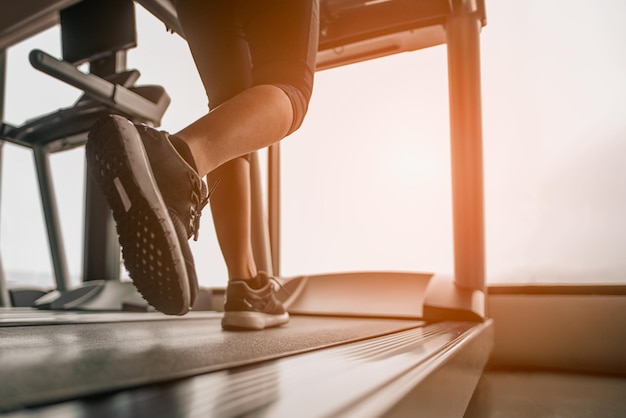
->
xmin=3 ymin=2 xmax=625 ymax=291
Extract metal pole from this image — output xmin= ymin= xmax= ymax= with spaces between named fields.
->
xmin=0 ymin=49 xmax=11 ymax=306
xmin=82 ymin=169 xmax=120 ymax=281
xmin=81 ymin=52 xmax=124 ymax=282
xmin=446 ymin=0 xmax=486 ymax=291
xmin=33 ymin=146 xmax=70 ymax=291
xmin=268 ymin=143 xmax=281 ymax=276
xmin=249 ymin=151 xmax=273 ymax=276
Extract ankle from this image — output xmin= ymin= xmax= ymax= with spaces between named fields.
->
xmin=168 ymin=134 xmax=198 ymax=172
xmin=231 ymin=271 xmax=267 ymax=290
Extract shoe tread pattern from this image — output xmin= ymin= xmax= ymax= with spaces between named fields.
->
xmin=86 ymin=116 xmax=189 ymax=315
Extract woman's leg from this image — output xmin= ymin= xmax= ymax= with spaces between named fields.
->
xmin=175 ymin=0 xmax=318 ymax=284
xmin=175 ymin=0 xmax=318 ymax=176
xmin=176 ymin=85 xmax=293 ymax=177
xmin=206 ymin=156 xmax=257 ymax=280
xmin=174 ymin=1 xmax=263 ymax=281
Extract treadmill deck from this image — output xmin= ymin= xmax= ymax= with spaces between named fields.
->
xmin=0 ymin=310 xmax=492 ymax=417
xmin=1 ymin=310 xmax=423 ymax=411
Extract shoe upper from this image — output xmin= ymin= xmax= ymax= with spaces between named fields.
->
xmin=133 ymin=124 xmax=210 ymax=306
xmin=224 ymin=272 xmax=287 ymax=315
xmin=134 ymin=124 xmax=209 ymax=241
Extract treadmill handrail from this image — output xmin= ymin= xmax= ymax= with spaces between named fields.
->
xmin=29 ymin=49 xmax=168 ymax=124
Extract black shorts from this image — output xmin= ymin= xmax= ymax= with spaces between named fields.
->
xmin=175 ymin=0 xmax=320 ymax=134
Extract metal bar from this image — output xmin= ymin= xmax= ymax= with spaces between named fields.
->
xmin=33 ymin=146 xmax=70 ymax=291
xmin=0 ymin=252 xmax=9 ymax=307
xmin=81 ymin=53 xmax=124 ymax=283
xmin=30 ymin=49 xmax=114 ymax=98
xmin=83 ymin=51 xmax=126 ymax=282
xmin=0 ymin=48 xmax=11 ymax=307
xmin=82 ymin=169 xmax=120 ymax=282
xmin=134 ymin=0 xmax=184 ymax=36
xmin=268 ymin=143 xmax=281 ymax=276
xmin=0 ymin=0 xmax=79 ymax=50
xmin=0 ymin=49 xmax=5 ymax=121
xmin=29 ymin=49 xmax=165 ymax=124
xmin=445 ymin=1 xmax=486 ymax=291
xmin=249 ymin=151 xmax=273 ymax=276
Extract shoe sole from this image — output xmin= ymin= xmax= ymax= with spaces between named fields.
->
xmin=134 ymin=124 xmax=200 ymax=306
xmin=221 ymin=311 xmax=290 ymax=331
xmin=86 ymin=115 xmax=190 ymax=315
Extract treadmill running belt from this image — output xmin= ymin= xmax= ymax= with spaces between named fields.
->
xmin=0 ymin=313 xmax=424 ymax=412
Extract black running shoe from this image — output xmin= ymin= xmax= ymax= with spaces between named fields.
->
xmin=134 ymin=122 xmax=209 ymax=306
xmin=222 ymin=272 xmax=290 ymax=330
xmin=86 ymin=115 xmax=208 ymax=315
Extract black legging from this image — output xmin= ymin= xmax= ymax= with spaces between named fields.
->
xmin=175 ymin=0 xmax=319 ymax=134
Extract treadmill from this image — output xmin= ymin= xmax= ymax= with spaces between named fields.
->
xmin=0 ymin=1 xmax=493 ymax=416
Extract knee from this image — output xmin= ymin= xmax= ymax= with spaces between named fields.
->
xmin=272 ymin=79 xmax=314 ymax=135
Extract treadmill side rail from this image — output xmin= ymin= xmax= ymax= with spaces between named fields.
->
xmin=423 ymin=274 xmax=486 ymax=321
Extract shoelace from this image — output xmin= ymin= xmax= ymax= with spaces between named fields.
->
xmin=268 ymin=276 xmax=291 ymax=299
xmin=250 ymin=277 xmax=291 ymax=311
xmin=189 ymin=177 xmax=220 ymax=241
